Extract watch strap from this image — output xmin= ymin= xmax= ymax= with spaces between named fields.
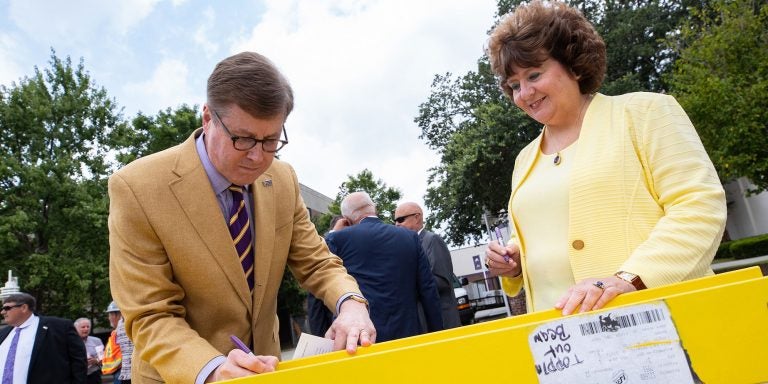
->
xmin=614 ymin=271 xmax=647 ymax=290
xmin=342 ymin=294 xmax=369 ymax=308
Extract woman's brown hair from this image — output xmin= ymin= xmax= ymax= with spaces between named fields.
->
xmin=487 ymin=0 xmax=606 ymax=98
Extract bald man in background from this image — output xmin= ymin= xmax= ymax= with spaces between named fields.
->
xmin=395 ymin=202 xmax=461 ymax=328
xmin=327 ymin=192 xmax=443 ymax=341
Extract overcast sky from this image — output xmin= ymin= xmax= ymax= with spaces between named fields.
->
xmin=0 ymin=0 xmax=498 ymax=210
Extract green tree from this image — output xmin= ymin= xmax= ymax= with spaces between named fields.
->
xmin=596 ymin=0 xmax=694 ymax=94
xmin=112 ymin=104 xmax=201 ymax=166
xmin=0 ymin=51 xmax=123 ymax=322
xmin=667 ymin=0 xmax=768 ymax=193
xmin=327 ymin=169 xmax=402 ymax=224
xmin=416 ymin=59 xmax=540 ymax=246
xmin=415 ymin=0 xmax=700 ymax=245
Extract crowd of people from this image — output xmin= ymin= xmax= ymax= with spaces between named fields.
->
xmin=1 ymin=1 xmax=728 ymax=383
xmin=0 ymin=293 xmax=133 ymax=384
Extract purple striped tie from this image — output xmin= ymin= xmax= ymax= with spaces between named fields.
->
xmin=229 ymin=185 xmax=254 ymax=291
xmin=2 ymin=328 xmax=21 ymax=384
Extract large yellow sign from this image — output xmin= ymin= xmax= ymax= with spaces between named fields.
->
xmin=220 ymin=267 xmax=767 ymax=384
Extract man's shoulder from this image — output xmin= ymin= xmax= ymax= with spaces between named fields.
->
xmin=112 ymin=140 xmax=186 ymax=181
xmin=263 ymin=158 xmax=298 ymax=182
xmin=268 ymin=158 xmax=293 ymax=172
xmin=420 ymin=229 xmax=436 ymax=239
xmin=387 ymin=223 xmax=422 ymax=243
xmin=38 ymin=316 xmax=73 ymax=329
xmin=420 ymin=229 xmax=447 ymax=245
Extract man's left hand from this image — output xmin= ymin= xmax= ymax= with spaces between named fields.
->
xmin=325 ymin=299 xmax=376 ymax=354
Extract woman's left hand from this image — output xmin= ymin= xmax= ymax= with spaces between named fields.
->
xmin=555 ymin=276 xmax=636 ymax=316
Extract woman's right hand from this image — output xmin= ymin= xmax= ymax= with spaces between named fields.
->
xmin=485 ymin=241 xmax=521 ymax=277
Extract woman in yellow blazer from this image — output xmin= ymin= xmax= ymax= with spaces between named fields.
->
xmin=483 ymin=1 xmax=726 ymax=315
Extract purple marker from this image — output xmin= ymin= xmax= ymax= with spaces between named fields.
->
xmin=230 ymin=335 xmax=253 ymax=355
xmin=495 ymin=227 xmax=510 ymax=263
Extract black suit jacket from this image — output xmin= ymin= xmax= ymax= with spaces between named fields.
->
xmin=0 ymin=316 xmax=87 ymax=384
xmin=325 ymin=217 xmax=443 ymax=342
xmin=420 ymin=230 xmax=462 ymax=328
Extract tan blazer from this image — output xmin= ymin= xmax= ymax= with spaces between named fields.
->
xmin=108 ymin=129 xmax=360 ymax=383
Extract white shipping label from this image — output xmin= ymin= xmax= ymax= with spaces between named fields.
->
xmin=528 ymin=302 xmax=696 ymax=384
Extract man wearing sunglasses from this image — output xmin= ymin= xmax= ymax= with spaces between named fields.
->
xmin=0 ymin=293 xmax=86 ymax=383
xmin=325 ymin=192 xmax=443 ymax=342
xmin=108 ymin=52 xmax=374 ymax=384
xmin=395 ymin=202 xmax=462 ymax=329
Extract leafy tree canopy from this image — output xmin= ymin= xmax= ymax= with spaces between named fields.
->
xmin=112 ymin=104 xmax=201 ymax=166
xmin=0 ymin=51 xmax=202 ymax=326
xmin=667 ymin=0 xmax=768 ymax=193
xmin=314 ymin=169 xmax=402 ymax=235
xmin=0 ymin=51 xmax=122 ymax=322
xmin=330 ymin=169 xmax=402 ymax=223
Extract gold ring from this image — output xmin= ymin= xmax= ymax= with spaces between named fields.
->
xmin=485 ymin=258 xmax=491 ymax=269
xmin=593 ymin=281 xmax=605 ymax=290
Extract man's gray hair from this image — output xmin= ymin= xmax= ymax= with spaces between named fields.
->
xmin=74 ymin=317 xmax=91 ymax=327
xmin=340 ymin=192 xmax=376 ymax=223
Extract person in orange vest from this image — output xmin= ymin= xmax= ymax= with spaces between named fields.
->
xmin=102 ymin=301 xmax=122 ymax=384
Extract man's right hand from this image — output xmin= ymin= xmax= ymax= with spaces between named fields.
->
xmin=205 ymin=350 xmax=279 ymax=382
xmin=333 ymin=217 xmax=351 ymax=230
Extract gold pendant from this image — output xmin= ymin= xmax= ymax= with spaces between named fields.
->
xmin=554 ymin=152 xmax=562 ymax=165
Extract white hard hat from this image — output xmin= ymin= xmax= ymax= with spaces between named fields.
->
xmin=105 ymin=301 xmax=120 ymax=313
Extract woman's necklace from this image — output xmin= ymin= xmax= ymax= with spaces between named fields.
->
xmin=545 ymin=94 xmax=592 ymax=166
xmin=549 ymin=131 xmax=564 ymax=166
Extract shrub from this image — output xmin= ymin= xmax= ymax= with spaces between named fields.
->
xmin=729 ymin=233 xmax=768 ymax=260
xmin=715 ymin=241 xmax=732 ymax=260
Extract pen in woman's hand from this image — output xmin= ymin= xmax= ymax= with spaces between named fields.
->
xmin=495 ymin=227 xmax=510 ymax=263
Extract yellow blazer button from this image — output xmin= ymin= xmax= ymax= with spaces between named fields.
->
xmin=572 ymin=240 xmax=585 ymax=250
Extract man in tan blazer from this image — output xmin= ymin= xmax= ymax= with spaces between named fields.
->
xmin=108 ymin=51 xmax=375 ymax=383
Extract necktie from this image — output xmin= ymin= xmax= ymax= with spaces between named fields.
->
xmin=229 ymin=185 xmax=254 ymax=291
xmin=2 ymin=328 xmax=21 ymax=384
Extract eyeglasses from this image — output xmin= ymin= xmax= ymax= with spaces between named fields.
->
xmin=394 ymin=213 xmax=419 ymax=223
xmin=1 ymin=304 xmax=22 ymax=312
xmin=213 ymin=110 xmax=288 ymax=153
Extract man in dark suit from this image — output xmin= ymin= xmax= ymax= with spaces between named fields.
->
xmin=395 ymin=202 xmax=462 ymax=328
xmin=325 ymin=192 xmax=443 ymax=342
xmin=0 ymin=292 xmax=86 ymax=383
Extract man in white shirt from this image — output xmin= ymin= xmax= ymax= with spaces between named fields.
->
xmin=75 ymin=317 xmax=104 ymax=384
xmin=0 ymin=292 xmax=86 ymax=383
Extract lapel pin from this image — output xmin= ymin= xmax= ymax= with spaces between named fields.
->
xmin=262 ymin=179 xmax=272 ymax=187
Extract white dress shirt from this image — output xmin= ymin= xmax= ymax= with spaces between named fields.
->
xmin=0 ymin=314 xmax=39 ymax=384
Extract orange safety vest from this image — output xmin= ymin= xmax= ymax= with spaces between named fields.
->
xmin=101 ymin=330 xmax=122 ymax=375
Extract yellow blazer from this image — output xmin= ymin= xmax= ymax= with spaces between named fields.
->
xmin=501 ymin=93 xmax=727 ymax=312
xmin=108 ymin=129 xmax=360 ymax=383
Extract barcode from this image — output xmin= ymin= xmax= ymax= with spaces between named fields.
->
xmin=579 ymin=309 xmax=665 ymax=336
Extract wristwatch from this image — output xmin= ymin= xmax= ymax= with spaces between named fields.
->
xmin=614 ymin=271 xmax=647 ymax=290
xmin=342 ymin=294 xmax=369 ymax=308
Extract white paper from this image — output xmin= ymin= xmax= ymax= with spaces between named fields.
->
xmin=292 ymin=332 xmax=335 ymax=359
xmin=528 ymin=302 xmax=696 ymax=384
